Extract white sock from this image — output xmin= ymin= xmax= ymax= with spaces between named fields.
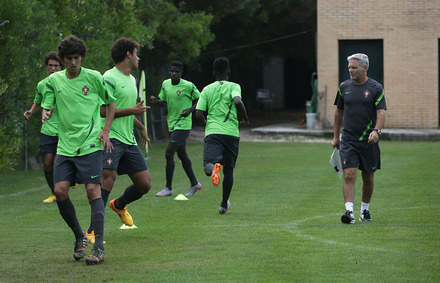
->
xmin=345 ymin=202 xmax=354 ymax=212
xmin=361 ymin=202 xmax=369 ymax=212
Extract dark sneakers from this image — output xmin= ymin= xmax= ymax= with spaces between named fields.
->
xmin=86 ymin=248 xmax=105 ymax=265
xmin=73 ymin=236 xmax=88 ymax=261
xmin=341 ymin=210 xmax=355 ymax=224
xmin=359 ymin=209 xmax=373 ymax=222
xmin=219 ymin=200 xmax=231 ymax=214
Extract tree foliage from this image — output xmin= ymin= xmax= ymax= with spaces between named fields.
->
xmin=0 ymin=0 xmax=213 ymax=171
xmin=0 ymin=0 xmax=315 ymax=171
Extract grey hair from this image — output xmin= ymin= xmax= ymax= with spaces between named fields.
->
xmin=347 ymin=53 xmax=369 ymax=68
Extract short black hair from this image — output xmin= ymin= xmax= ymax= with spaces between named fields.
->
xmin=57 ymin=35 xmax=87 ymax=59
xmin=213 ymin=56 xmax=229 ymax=73
xmin=170 ymin=60 xmax=183 ymax=70
xmin=110 ymin=37 xmax=140 ymax=64
xmin=44 ymin=51 xmax=63 ymax=67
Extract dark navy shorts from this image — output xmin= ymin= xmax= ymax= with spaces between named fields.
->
xmin=203 ymin=134 xmax=240 ymax=169
xmin=39 ymin=133 xmax=58 ymax=155
xmin=169 ymin=130 xmax=191 ymax=147
xmin=102 ymin=138 xmax=148 ymax=175
xmin=339 ymin=139 xmax=381 ymax=173
xmin=54 ymin=151 xmax=102 ymax=184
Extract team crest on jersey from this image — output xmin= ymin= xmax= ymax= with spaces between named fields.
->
xmin=82 ymin=85 xmax=90 ymax=95
xmin=363 ymin=90 xmax=370 ymax=98
xmin=343 ymin=159 xmax=347 ymax=166
xmin=106 ymin=158 xmax=112 ymax=166
xmin=177 ymin=90 xmax=181 ymax=96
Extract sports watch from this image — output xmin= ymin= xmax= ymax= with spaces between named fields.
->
xmin=373 ymin=128 xmax=382 ymax=136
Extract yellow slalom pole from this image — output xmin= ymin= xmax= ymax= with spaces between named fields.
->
xmin=139 ymin=70 xmax=148 ymax=156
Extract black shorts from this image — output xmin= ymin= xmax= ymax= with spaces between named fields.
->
xmin=169 ymin=130 xmax=191 ymax=147
xmin=203 ymin=134 xmax=240 ymax=169
xmin=39 ymin=133 xmax=58 ymax=155
xmin=102 ymin=138 xmax=148 ymax=175
xmin=340 ymin=139 xmax=381 ymax=173
xmin=54 ymin=151 xmax=102 ymax=184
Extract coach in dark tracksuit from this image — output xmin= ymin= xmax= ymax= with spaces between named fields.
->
xmin=332 ymin=53 xmax=387 ymax=224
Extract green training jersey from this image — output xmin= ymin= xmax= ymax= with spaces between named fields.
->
xmin=41 ymin=68 xmax=115 ymax=157
xmin=34 ymin=76 xmax=58 ymax=136
xmin=158 ymin=78 xmax=200 ymax=131
xmin=103 ymin=67 xmax=137 ymax=145
xmin=196 ymin=80 xmax=242 ymax=137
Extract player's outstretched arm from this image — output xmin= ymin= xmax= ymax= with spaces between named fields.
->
xmin=24 ymin=103 xmax=41 ymax=120
xmin=100 ymin=100 xmax=150 ymax=118
xmin=149 ymin=95 xmax=167 ymax=107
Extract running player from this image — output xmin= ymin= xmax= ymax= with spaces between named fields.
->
xmin=195 ymin=56 xmax=249 ymax=214
xmin=24 ymin=52 xmax=63 ymax=203
xmin=85 ymin=37 xmax=151 ymax=238
xmin=149 ymin=61 xmax=202 ymax=197
xmin=41 ymin=35 xmax=116 ymax=265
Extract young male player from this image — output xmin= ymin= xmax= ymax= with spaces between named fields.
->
xmin=42 ymin=35 xmax=116 ymax=265
xmin=149 ymin=61 xmax=202 ymax=197
xmin=85 ymin=37 xmax=151 ymax=239
xmin=23 ymin=52 xmax=62 ymax=203
xmin=195 ymin=56 xmax=249 ymax=214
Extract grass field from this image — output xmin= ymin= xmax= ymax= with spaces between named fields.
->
xmin=0 ymin=140 xmax=439 ymax=282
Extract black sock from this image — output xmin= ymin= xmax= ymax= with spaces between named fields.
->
xmin=87 ymin=188 xmax=111 ymax=234
xmin=165 ymin=161 xmax=175 ymax=189
xmin=115 ymin=184 xmax=144 ymax=210
xmin=44 ymin=170 xmax=55 ymax=194
xmin=57 ymin=197 xmax=83 ymax=240
xmin=101 ymin=187 xmax=111 ymax=207
xmin=182 ymin=158 xmax=198 ymax=186
xmin=222 ymin=171 xmax=233 ymax=208
xmin=90 ymin=198 xmax=105 ymax=250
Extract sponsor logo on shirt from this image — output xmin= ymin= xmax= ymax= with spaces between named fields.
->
xmin=83 ymin=85 xmax=89 ymax=95
xmin=363 ymin=90 xmax=370 ymax=98
xmin=345 ymin=91 xmax=351 ymax=95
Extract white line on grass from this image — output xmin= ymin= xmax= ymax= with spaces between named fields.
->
xmin=0 ymin=185 xmax=46 ymax=198
xmin=285 ymin=213 xmax=439 ymax=257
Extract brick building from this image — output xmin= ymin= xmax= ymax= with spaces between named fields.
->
xmin=317 ymin=0 xmax=440 ymax=129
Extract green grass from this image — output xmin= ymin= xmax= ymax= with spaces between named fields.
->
xmin=1 ymin=141 xmax=439 ymax=282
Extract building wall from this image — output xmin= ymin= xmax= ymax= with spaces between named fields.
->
xmin=317 ymin=0 xmax=440 ymax=128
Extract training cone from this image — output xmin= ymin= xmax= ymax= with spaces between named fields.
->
xmin=119 ymin=224 xmax=138 ymax=229
xmin=174 ymin=194 xmax=188 ymax=201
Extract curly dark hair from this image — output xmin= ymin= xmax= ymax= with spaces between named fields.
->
xmin=44 ymin=51 xmax=63 ymax=67
xmin=110 ymin=37 xmax=139 ymax=64
xmin=57 ymin=35 xmax=87 ymax=60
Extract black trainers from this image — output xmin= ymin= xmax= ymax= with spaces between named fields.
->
xmin=73 ymin=236 xmax=88 ymax=260
xmin=86 ymin=248 xmax=105 ymax=265
xmin=359 ymin=209 xmax=373 ymax=222
xmin=341 ymin=210 xmax=355 ymax=224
